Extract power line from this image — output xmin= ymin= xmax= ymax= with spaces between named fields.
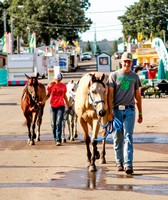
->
xmin=86 ymin=10 xmax=125 ymax=14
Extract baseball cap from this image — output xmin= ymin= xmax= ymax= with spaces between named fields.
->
xmin=121 ymin=52 xmax=133 ymax=61
xmin=54 ymin=72 xmax=63 ymax=80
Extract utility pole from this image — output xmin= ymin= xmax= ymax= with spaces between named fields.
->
xmin=11 ymin=17 xmax=14 ymax=54
xmin=3 ymin=10 xmax=6 ymax=34
xmin=163 ymin=30 xmax=166 ymax=45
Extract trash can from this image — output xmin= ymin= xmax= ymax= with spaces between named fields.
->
xmin=148 ymin=69 xmax=157 ymax=79
xmin=0 ymin=68 xmax=8 ymax=86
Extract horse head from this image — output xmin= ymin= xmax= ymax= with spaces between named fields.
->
xmin=25 ymin=74 xmax=39 ymax=103
xmin=88 ymin=73 xmax=107 ymax=117
xmin=67 ymin=80 xmax=79 ymax=105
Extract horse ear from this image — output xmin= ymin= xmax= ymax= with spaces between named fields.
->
xmin=91 ymin=74 xmax=96 ymax=82
xmin=36 ymin=73 xmax=39 ymax=79
xmin=25 ymin=74 xmax=30 ymax=79
xmin=101 ymin=73 xmax=105 ymax=82
xmin=71 ymin=80 xmax=74 ymax=83
xmin=76 ymin=80 xmax=79 ymax=84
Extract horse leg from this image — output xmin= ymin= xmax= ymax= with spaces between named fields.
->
xmin=62 ymin=119 xmax=66 ymax=143
xmin=79 ymin=117 xmax=91 ymax=168
xmin=89 ymin=140 xmax=99 ymax=172
xmin=67 ymin=116 xmax=71 ymax=140
xmin=89 ymin=120 xmax=101 ymax=172
xmin=70 ymin=115 xmax=75 ymax=141
xmin=36 ymin=107 xmax=43 ymax=142
xmin=74 ymin=115 xmax=78 ymax=138
xmin=27 ymin=120 xmax=31 ymax=144
xmin=100 ymin=139 xmax=106 ymax=164
xmin=29 ymin=113 xmax=37 ymax=145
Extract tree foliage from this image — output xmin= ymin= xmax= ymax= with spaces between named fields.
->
xmin=112 ymin=40 xmax=118 ymax=55
xmin=1 ymin=0 xmax=92 ymax=45
xmin=84 ymin=41 xmax=92 ymax=52
xmin=118 ymin=0 xmax=168 ymax=42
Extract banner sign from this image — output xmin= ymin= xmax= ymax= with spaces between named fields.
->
xmin=152 ymin=38 xmax=168 ymax=71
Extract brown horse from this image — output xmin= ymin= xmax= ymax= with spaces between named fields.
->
xmin=75 ymin=72 xmax=109 ymax=172
xmin=21 ymin=74 xmax=46 ymax=145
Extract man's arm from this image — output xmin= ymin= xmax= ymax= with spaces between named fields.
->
xmin=135 ymin=88 xmax=143 ymax=124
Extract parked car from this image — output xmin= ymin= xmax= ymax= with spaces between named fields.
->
xmin=81 ymin=52 xmax=92 ymax=61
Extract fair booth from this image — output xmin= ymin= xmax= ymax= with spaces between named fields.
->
xmin=96 ymin=52 xmax=112 ymax=72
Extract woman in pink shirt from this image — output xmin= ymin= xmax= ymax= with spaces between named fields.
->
xmin=45 ymin=73 xmax=71 ymax=146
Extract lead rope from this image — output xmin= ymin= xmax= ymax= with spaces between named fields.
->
xmin=94 ymin=117 xmax=122 ymax=142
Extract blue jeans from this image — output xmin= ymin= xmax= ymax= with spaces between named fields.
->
xmin=113 ymin=108 xmax=135 ymax=167
xmin=50 ymin=106 xmax=65 ymax=142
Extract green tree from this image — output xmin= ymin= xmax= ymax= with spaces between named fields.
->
xmin=0 ymin=0 xmax=11 ymax=36
xmin=96 ymin=44 xmax=101 ymax=54
xmin=112 ymin=40 xmax=118 ymax=55
xmin=84 ymin=41 xmax=92 ymax=52
xmin=3 ymin=0 xmax=92 ymax=46
xmin=118 ymin=0 xmax=168 ymax=42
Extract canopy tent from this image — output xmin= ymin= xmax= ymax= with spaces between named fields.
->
xmin=157 ymin=59 xmax=166 ymax=80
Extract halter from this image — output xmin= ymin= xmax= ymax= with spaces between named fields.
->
xmin=27 ymin=85 xmax=39 ymax=111
xmin=88 ymin=91 xmax=105 ymax=108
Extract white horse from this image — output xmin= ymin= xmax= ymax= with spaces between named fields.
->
xmin=62 ymin=80 xmax=79 ymax=142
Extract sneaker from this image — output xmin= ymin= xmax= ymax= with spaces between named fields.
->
xmin=125 ymin=166 xmax=133 ymax=174
xmin=56 ymin=141 xmax=61 ymax=146
xmin=116 ymin=163 xmax=124 ymax=171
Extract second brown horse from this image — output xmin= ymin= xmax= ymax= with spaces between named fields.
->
xmin=21 ymin=74 xmax=46 ymax=145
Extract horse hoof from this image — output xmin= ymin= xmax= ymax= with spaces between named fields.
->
xmin=100 ymin=157 xmax=106 ymax=164
xmin=29 ymin=140 xmax=35 ymax=145
xmin=36 ymin=138 xmax=40 ymax=142
xmin=86 ymin=161 xmax=91 ymax=168
xmin=68 ymin=136 xmax=70 ymax=140
xmin=95 ymin=151 xmax=100 ymax=160
xmin=89 ymin=165 xmax=97 ymax=172
xmin=70 ymin=138 xmax=74 ymax=141
xmin=62 ymin=138 xmax=66 ymax=143
xmin=74 ymin=133 xmax=78 ymax=138
xmin=27 ymin=139 xmax=30 ymax=144
xmin=33 ymin=134 xmax=36 ymax=139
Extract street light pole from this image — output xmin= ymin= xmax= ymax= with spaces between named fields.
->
xmin=3 ymin=10 xmax=6 ymax=34
xmin=163 ymin=30 xmax=166 ymax=45
xmin=11 ymin=17 xmax=14 ymax=54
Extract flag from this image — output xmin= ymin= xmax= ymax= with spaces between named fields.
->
xmin=73 ymin=40 xmax=79 ymax=47
xmin=2 ymin=33 xmax=7 ymax=53
xmin=7 ymin=32 xmax=11 ymax=54
xmin=29 ymin=32 xmax=36 ymax=53
xmin=137 ymin=32 xmax=143 ymax=42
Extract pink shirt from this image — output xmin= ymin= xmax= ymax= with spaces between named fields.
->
xmin=47 ymin=83 xmax=67 ymax=108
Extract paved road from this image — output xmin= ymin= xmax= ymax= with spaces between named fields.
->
xmin=0 ymin=62 xmax=168 ymax=200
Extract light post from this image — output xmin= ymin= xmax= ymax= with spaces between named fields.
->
xmin=3 ymin=10 xmax=7 ymax=34
xmin=11 ymin=17 xmax=15 ymax=54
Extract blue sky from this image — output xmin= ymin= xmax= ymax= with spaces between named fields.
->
xmin=80 ymin=0 xmax=139 ymax=41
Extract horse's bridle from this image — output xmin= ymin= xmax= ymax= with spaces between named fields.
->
xmin=88 ymin=91 xmax=105 ymax=108
xmin=27 ymin=85 xmax=40 ymax=111
xmin=88 ymin=80 xmax=105 ymax=109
